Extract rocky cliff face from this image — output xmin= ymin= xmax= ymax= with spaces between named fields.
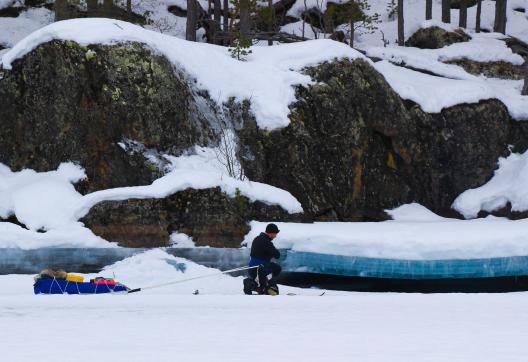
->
xmin=0 ymin=39 xmax=525 ymax=246
xmin=239 ymin=59 xmax=519 ymax=221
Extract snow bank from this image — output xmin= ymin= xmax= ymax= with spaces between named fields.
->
xmin=373 ymin=60 xmax=528 ymax=119
xmin=245 ymin=208 xmax=528 ymax=260
xmin=0 ymin=0 xmax=15 ymax=10
xmin=453 ymin=150 xmax=528 ymax=219
xmin=0 ymin=162 xmax=86 ymax=230
xmin=1 ymin=18 xmax=363 ymax=130
xmin=0 ymin=145 xmax=301 ymax=247
xmin=0 ymin=221 xmax=113 ymax=249
xmin=385 ymin=202 xmax=446 ymax=222
xmin=99 ymin=249 xmax=245 ymax=294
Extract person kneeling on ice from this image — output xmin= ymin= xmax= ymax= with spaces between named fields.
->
xmin=243 ymin=223 xmax=281 ymax=295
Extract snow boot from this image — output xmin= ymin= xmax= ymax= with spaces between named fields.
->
xmin=243 ymin=277 xmax=257 ymax=295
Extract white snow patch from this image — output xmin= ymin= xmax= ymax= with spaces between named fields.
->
xmin=453 ymin=150 xmax=528 ymax=219
xmin=1 ymin=18 xmax=363 ymax=130
xmin=170 ymin=232 xmax=196 ymax=248
xmin=0 ymin=221 xmax=113 ymax=249
xmin=385 ymin=202 xmax=446 ymax=222
xmin=373 ymin=60 xmax=528 ymax=119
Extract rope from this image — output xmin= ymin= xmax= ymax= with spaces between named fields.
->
xmin=128 ymin=265 xmax=259 ymax=294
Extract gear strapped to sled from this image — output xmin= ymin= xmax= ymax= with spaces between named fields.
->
xmin=33 ymin=269 xmax=129 ymax=295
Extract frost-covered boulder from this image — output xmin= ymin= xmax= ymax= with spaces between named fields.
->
xmin=0 ymin=40 xmax=215 ymax=192
xmin=406 ymin=27 xmax=471 ymax=49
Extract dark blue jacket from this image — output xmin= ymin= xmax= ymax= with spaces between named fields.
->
xmin=250 ymin=232 xmax=280 ymax=265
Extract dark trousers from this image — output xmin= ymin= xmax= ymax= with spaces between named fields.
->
xmin=249 ymin=262 xmax=281 ymax=287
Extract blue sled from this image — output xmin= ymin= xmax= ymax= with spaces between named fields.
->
xmin=34 ymin=278 xmax=129 ymax=294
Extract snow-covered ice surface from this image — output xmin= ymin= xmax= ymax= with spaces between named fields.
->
xmin=2 ymin=250 xmax=528 ymax=362
xmin=245 ymin=205 xmax=528 ymax=260
xmin=454 ymin=150 xmax=528 ymax=219
xmin=1 ymin=18 xmax=363 ymax=130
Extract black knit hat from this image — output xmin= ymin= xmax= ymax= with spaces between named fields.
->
xmin=265 ymin=223 xmax=280 ymax=233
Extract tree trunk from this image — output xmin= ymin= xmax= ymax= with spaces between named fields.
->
xmin=494 ymin=0 xmax=507 ymax=34
xmin=213 ymin=0 xmax=221 ymax=43
xmin=54 ymin=0 xmax=68 ymax=21
xmin=397 ymin=0 xmax=404 ymax=46
xmin=223 ymin=0 xmax=228 ymax=31
xmin=103 ymin=0 xmax=113 ymax=18
xmin=87 ymin=0 xmax=98 ymax=16
xmin=350 ymin=19 xmax=354 ymax=48
xmin=186 ymin=0 xmax=197 ymax=41
xmin=425 ymin=0 xmax=432 ymax=20
xmin=459 ymin=0 xmax=467 ymax=28
xmin=522 ymin=64 xmax=528 ymax=96
xmin=239 ymin=0 xmax=251 ymax=40
xmin=127 ymin=0 xmax=132 ymax=20
xmin=268 ymin=0 xmax=273 ymax=46
xmin=441 ymin=0 xmax=450 ymax=23
xmin=476 ymin=0 xmax=482 ymax=32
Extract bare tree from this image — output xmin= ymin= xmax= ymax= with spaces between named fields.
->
xmin=397 ymin=0 xmax=404 ymax=46
xmin=186 ymin=0 xmax=197 ymax=41
xmin=475 ymin=0 xmax=482 ymax=32
xmin=425 ymin=0 xmax=432 ymax=20
xmin=494 ymin=0 xmax=508 ymax=34
xmin=459 ymin=0 xmax=467 ymax=28
xmin=214 ymin=125 xmax=245 ymax=180
xmin=441 ymin=0 xmax=450 ymax=23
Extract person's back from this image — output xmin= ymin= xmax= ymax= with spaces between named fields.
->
xmin=250 ymin=232 xmax=280 ymax=263
xmin=244 ymin=223 xmax=282 ymax=295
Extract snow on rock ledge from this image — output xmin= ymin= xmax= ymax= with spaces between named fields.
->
xmin=0 ymin=147 xmax=301 ymax=241
xmin=0 ymin=18 xmax=364 ymax=130
xmin=453 ymin=150 xmax=528 ymax=219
